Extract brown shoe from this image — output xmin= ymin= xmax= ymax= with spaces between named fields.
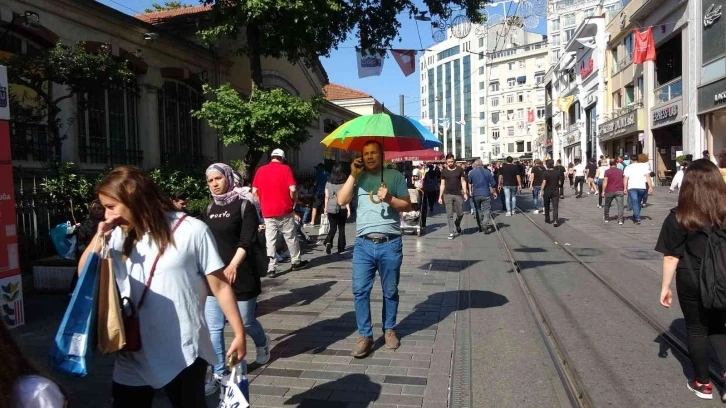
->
xmin=351 ymin=336 xmax=374 ymax=358
xmin=384 ymin=329 xmax=400 ymax=350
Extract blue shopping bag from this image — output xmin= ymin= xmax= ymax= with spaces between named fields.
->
xmin=50 ymin=252 xmax=101 ymax=377
xmin=49 ymin=222 xmax=77 ymax=260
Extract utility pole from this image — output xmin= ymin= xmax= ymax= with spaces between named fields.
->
xmin=399 ymin=94 xmax=404 ymax=116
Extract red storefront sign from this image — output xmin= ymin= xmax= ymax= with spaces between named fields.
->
xmin=580 ymin=58 xmax=594 ymax=79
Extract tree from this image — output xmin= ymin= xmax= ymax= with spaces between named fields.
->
xmin=192 ymin=83 xmax=323 ymax=171
xmin=144 ymin=1 xmax=193 ymax=13
xmin=199 ymin=1 xmax=486 ymax=88
xmin=2 ymin=42 xmax=133 ymax=159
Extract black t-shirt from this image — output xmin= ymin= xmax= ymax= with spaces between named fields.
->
xmin=655 ymin=210 xmax=709 ymax=274
xmin=205 ymin=198 xmax=261 ymax=300
xmin=500 ymin=163 xmax=520 ymax=186
xmin=542 ymin=169 xmax=564 ymax=193
xmin=586 ymin=163 xmax=597 ymax=178
xmin=555 ymin=165 xmax=566 ymax=175
xmin=531 ymin=166 xmax=545 ymax=186
xmin=441 ymin=166 xmax=466 ymax=195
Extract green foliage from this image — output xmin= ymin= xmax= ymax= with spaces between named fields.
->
xmin=40 ymin=161 xmax=110 ymax=218
xmin=199 ymin=1 xmax=486 ymax=60
xmin=144 ymin=1 xmax=193 ymax=13
xmin=192 ymin=83 xmax=323 ymax=153
xmin=186 ymin=198 xmax=211 ymax=216
xmin=675 ymin=155 xmax=688 ymax=163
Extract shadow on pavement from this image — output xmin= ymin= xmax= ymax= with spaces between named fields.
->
xmin=514 ymin=247 xmax=547 ymax=253
xmin=655 ymin=319 xmax=696 ymax=382
xmin=257 ymin=281 xmax=336 ymax=317
xmin=284 ymin=374 xmax=381 ymax=407
xmin=417 ymin=259 xmax=480 ymax=272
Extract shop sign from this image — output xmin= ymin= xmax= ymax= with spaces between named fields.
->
xmin=598 ymin=111 xmax=639 ymax=141
xmin=697 ymin=77 xmax=726 ymax=113
xmin=704 ymin=4 xmax=723 ymax=27
xmin=579 ymin=58 xmax=594 ymax=79
xmin=565 ymin=131 xmax=580 ymax=146
xmin=652 ymin=101 xmax=681 ymax=128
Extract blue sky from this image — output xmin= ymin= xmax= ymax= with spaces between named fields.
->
xmin=99 ymin=0 xmax=545 ymax=120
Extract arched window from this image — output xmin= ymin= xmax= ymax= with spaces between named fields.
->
xmin=158 ymin=80 xmax=202 ymax=160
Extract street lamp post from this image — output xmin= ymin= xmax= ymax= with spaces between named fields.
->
xmin=439 ymin=117 xmax=451 ymax=155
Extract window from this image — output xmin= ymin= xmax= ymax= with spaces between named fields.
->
xmin=478 ymin=37 xmax=485 ymax=48
xmin=492 ymin=129 xmax=500 ymax=140
xmin=480 ymin=96 xmax=486 ymax=105
xmin=517 ymin=141 xmax=525 ymax=152
xmin=491 ymin=112 xmax=500 ymax=124
xmin=159 ymin=80 xmax=202 ymax=160
xmin=508 ymin=62 xmax=515 ymax=70
xmin=637 ymin=76 xmax=644 ymax=100
xmin=550 ymin=18 xmax=560 ymax=31
xmin=535 ymin=72 xmax=545 ymax=84
xmin=517 ymin=92 xmax=524 ymax=103
xmin=493 ymin=144 xmax=500 ymax=156
xmin=421 ymin=86 xmax=425 ymax=93
xmin=584 ymin=8 xmax=595 ymax=17
xmin=508 ymin=78 xmax=516 ymax=87
xmin=479 ymin=52 xmax=485 ymax=60
xmin=537 ymin=107 xmax=545 ymax=119
xmin=551 ymin=34 xmax=561 ymax=47
xmin=480 ymin=111 xmax=486 ymax=120
xmin=507 ymin=109 xmax=514 ymax=120
xmin=506 ymin=94 xmax=514 ymax=104
xmin=624 ymin=33 xmax=634 ymax=56
xmin=564 ymin=14 xmax=576 ymax=27
xmin=517 ymin=109 xmax=524 ymax=119
xmin=508 ymin=127 xmax=514 ymax=136
xmin=565 ymin=29 xmax=575 ymax=42
xmin=537 ymin=92 xmax=545 ymax=103
xmin=552 ymin=48 xmax=561 ymax=63
xmin=479 ymin=66 xmax=485 ymax=75
xmin=518 ymin=61 xmax=525 ymax=69
xmin=437 ymin=45 xmax=460 ymax=61
xmin=77 ymin=84 xmax=141 ymax=165
xmin=479 ymin=81 xmax=485 ymax=90
xmin=490 ymin=82 xmax=500 ymax=91
xmin=508 ymin=142 xmax=514 ymax=152
xmin=491 ymin=97 xmax=499 ymax=107
xmin=480 ymin=126 xmax=486 ymax=135
xmin=527 ymin=142 xmax=532 ymax=151
xmin=490 ymin=66 xmax=499 ymax=79
xmin=613 ymin=91 xmax=621 ymax=109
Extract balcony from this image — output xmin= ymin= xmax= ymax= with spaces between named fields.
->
xmin=488 ymin=41 xmax=548 ymax=60
xmin=610 ymin=53 xmax=633 ymax=75
xmin=654 ymin=77 xmax=682 ymax=104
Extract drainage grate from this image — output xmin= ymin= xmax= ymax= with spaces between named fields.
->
xmin=449 ymin=258 xmax=472 ymax=408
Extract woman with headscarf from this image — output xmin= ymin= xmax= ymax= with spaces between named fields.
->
xmin=203 ymin=163 xmax=270 ymax=396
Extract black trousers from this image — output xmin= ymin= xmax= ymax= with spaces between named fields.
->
xmin=543 ymin=191 xmax=559 ymax=222
xmin=677 ymin=270 xmax=726 ymax=383
xmin=420 ymin=193 xmax=428 ymax=227
xmin=559 ymin=182 xmax=564 ymax=198
xmin=324 ymin=210 xmax=347 ymax=252
xmin=574 ymin=176 xmax=585 ymax=196
xmin=425 ymin=191 xmax=438 ymax=211
xmin=112 ymin=358 xmax=207 ymax=408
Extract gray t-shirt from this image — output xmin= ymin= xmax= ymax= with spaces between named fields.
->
xmin=355 ymin=169 xmax=408 ymax=237
xmin=325 ymin=182 xmax=344 ymax=214
xmin=109 ymin=212 xmax=224 ymax=389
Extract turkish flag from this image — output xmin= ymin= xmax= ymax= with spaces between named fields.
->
xmin=528 ymin=109 xmax=535 ymax=123
xmin=633 ymin=27 xmax=656 ymax=64
xmin=391 ymin=49 xmax=417 ymax=77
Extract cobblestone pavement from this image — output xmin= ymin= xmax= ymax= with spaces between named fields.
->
xmin=15 ymin=207 xmax=465 ymax=408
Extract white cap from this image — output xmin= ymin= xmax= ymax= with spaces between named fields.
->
xmin=271 ymin=148 xmax=285 ymax=159
xmin=412 ymin=168 xmax=421 ymax=177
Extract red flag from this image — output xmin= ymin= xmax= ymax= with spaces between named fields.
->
xmin=528 ymin=109 xmax=535 ymax=123
xmin=391 ymin=49 xmax=417 ymax=77
xmin=633 ymin=27 xmax=656 ymax=64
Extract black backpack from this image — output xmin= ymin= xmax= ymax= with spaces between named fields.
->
xmin=686 ymin=228 xmax=726 ymax=309
xmin=207 ymin=199 xmax=268 ymax=278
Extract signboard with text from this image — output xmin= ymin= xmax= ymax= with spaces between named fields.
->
xmin=598 ymin=110 xmax=641 ymax=141
xmin=652 ymin=99 xmax=682 ymax=129
xmin=0 ymin=65 xmax=23 ymax=327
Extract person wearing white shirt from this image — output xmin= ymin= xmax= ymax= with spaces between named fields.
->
xmin=573 ymin=159 xmax=587 ymax=198
xmin=595 ymin=160 xmax=610 ymax=208
xmin=669 ymin=161 xmax=688 ymax=194
xmin=623 ymin=153 xmax=654 ymax=225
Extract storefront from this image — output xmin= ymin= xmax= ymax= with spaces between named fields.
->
xmin=698 ymin=0 xmax=726 ymax=158
xmin=651 ymin=99 xmax=683 ymax=179
xmin=598 ymin=109 xmax=644 ymax=159
xmin=563 ymin=130 xmax=582 ymax=164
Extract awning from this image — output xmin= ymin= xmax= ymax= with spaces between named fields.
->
xmin=517 ymin=76 xmax=526 ymax=83
xmin=558 ymin=52 xmax=577 ymax=71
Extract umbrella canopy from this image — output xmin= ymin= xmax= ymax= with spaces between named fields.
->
xmin=386 ymin=149 xmax=444 ymax=163
xmin=321 ymin=113 xmax=441 ymax=151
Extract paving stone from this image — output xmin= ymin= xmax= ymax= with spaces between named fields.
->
xmin=249 ymin=384 xmax=290 ymax=397
xmin=375 ymin=394 xmax=425 ymax=406
xmin=423 ymin=374 xmax=450 ymax=400
xmin=251 ymin=375 xmax=277 ymax=386
xmin=325 ymin=363 xmax=368 ymax=373
xmin=383 ymin=375 xmax=428 ymax=386
xmin=256 ymin=367 xmax=303 ymax=378
xmin=299 ymin=370 xmax=345 ymax=380
xmin=390 ymin=359 xmax=431 ymax=368
xmin=270 ymin=377 xmax=317 ymax=388
xmin=407 ymin=368 xmax=430 ymax=377
xmin=282 ymin=361 xmax=329 ymax=371
xmin=328 ymin=390 xmax=380 ymax=403
xmin=358 ymin=382 xmax=404 ymax=394
xmin=402 ymin=385 xmax=427 ymax=396
xmin=314 ymin=379 xmax=359 ymax=391
xmin=349 ymin=358 xmax=392 ymax=366
xmin=365 ymin=365 xmax=410 ymax=376
xmin=252 ymin=395 xmax=290 ymax=407
xmin=283 ymin=386 xmax=332 ymax=400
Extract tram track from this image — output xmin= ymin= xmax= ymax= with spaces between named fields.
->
xmin=493 ymin=205 xmax=724 ymax=404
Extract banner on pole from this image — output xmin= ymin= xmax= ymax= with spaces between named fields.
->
xmin=357 ymin=51 xmax=385 ymax=78
xmin=391 ymin=49 xmax=417 ymax=77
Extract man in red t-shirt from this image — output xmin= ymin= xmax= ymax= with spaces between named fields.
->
xmin=252 ymin=149 xmax=308 ymax=275
xmin=601 ymin=158 xmax=625 ymax=225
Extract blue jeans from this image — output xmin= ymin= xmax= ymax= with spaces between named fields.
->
xmin=628 ymin=189 xmax=646 ymax=221
xmin=503 ymin=186 xmax=518 ymax=213
xmin=532 ymin=186 xmax=542 ymax=210
xmin=352 ymin=236 xmax=403 ymax=338
xmin=205 ymin=296 xmax=267 ymax=374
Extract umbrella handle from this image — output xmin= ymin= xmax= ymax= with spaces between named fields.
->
xmin=370 ymin=183 xmax=387 ymax=204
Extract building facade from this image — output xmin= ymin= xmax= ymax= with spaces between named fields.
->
xmin=697 ymin=0 xmax=726 ymax=159
xmin=419 ymin=22 xmax=546 ymax=162
xmin=4 ymin=0 xmax=345 ymax=176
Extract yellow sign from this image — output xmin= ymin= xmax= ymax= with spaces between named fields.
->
xmin=537 ymin=123 xmax=545 ymax=136
xmin=556 ymin=96 xmax=575 ymax=112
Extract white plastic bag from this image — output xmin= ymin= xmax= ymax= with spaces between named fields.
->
xmin=218 ymin=362 xmax=249 ymax=408
xmin=318 ymin=214 xmax=330 ymax=237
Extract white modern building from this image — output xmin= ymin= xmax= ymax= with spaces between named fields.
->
xmin=419 ymin=20 xmax=547 ymax=162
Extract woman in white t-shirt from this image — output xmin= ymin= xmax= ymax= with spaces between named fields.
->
xmin=623 ymin=154 xmax=653 ymax=225
xmin=1 ymin=320 xmax=66 ymax=408
xmin=76 ymin=166 xmax=247 ymax=407
xmin=595 ymin=160 xmax=610 ymax=208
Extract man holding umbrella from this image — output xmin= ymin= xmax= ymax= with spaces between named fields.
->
xmin=337 ymin=140 xmax=411 ymax=358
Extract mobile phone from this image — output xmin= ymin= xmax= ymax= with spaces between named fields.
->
xmin=354 ymin=160 xmax=363 ymax=169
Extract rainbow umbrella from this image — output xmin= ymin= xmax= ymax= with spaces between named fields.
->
xmin=321 ymin=113 xmax=442 ymax=151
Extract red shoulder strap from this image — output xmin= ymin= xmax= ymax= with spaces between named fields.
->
xmin=137 ymin=214 xmax=187 ymax=310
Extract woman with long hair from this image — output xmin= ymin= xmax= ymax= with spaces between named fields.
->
xmin=423 ymin=165 xmax=439 ymax=213
xmin=1 ymin=320 xmax=66 ymax=407
xmin=656 ymin=159 xmax=726 ymax=401
xmin=203 ymin=163 xmax=270 ymax=396
xmin=77 ymin=166 xmax=246 ymax=407
xmin=323 ymin=163 xmax=351 ymax=254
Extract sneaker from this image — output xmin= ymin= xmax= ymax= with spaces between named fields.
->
xmin=255 ymin=334 xmax=271 ymax=365
xmin=351 ymin=336 xmax=374 ymax=358
xmin=533 ymin=210 xmax=539 ymax=214
xmin=597 ymin=205 xmax=602 ymax=209
xmin=325 ymin=243 xmax=332 ymax=255
xmin=618 ymin=219 xmax=624 ymax=225
xmin=384 ymin=329 xmax=400 ymax=350
xmin=687 ymin=379 xmax=713 ymax=400
xmin=604 ymin=215 xmax=609 ymax=223
xmin=291 ymin=260 xmax=309 ymax=270
xmin=553 ymin=221 xmax=560 ymax=227
xmin=634 ymin=220 xmax=641 ymax=225
xmin=448 ymin=233 xmax=454 ymax=240
xmin=456 ymin=226 xmax=462 ymax=234
xmin=204 ymin=373 xmax=223 ymax=396
xmin=505 ymin=212 xmax=512 ymax=217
